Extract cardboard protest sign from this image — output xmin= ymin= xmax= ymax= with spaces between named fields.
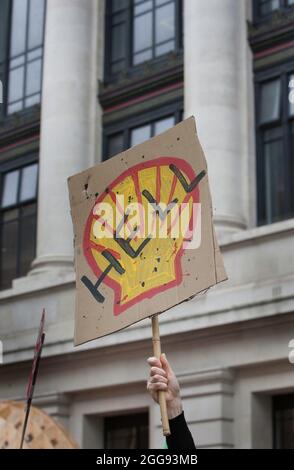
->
xmin=68 ymin=116 xmax=227 ymax=346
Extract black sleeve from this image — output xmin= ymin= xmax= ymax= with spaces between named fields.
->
xmin=166 ymin=412 xmax=196 ymax=450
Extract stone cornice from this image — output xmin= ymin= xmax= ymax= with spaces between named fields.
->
xmin=2 ymin=274 xmax=294 ymax=367
xmin=0 ymin=105 xmax=40 ymax=152
xmin=248 ymin=10 xmax=294 ymax=53
xmin=99 ymin=53 xmax=183 ymax=110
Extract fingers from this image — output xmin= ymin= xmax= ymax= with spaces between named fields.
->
xmin=147 ymin=356 xmax=162 ymax=368
xmin=150 ymin=373 xmax=168 ymax=384
xmin=150 ymin=366 xmax=166 ymax=378
xmin=147 ymin=381 xmax=168 ymax=393
xmin=160 ymin=353 xmax=172 ymax=374
xmin=147 ymin=357 xmax=170 ymax=404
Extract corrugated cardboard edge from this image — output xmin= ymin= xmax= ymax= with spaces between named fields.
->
xmin=192 ymin=116 xmax=228 ymax=286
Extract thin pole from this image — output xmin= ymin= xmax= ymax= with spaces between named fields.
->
xmin=151 ymin=314 xmax=170 ymax=436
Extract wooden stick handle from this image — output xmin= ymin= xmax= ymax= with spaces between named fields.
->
xmin=151 ymin=315 xmax=170 ymax=437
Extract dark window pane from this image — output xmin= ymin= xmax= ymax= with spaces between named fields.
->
xmin=112 ymin=24 xmax=127 ymax=62
xmin=1 ymin=170 xmax=20 ymax=208
xmin=20 ymin=164 xmax=38 ymax=202
xmin=108 ymin=0 xmax=179 ymax=77
xmin=139 ymin=424 xmax=149 ymax=447
xmin=156 ymin=0 xmax=170 ymax=5
xmin=133 ymin=12 xmax=152 ymax=53
xmin=131 ymin=124 xmax=151 ymax=146
xmin=263 ymin=129 xmax=286 ymax=223
xmin=155 ymin=3 xmax=175 ymax=45
xmin=106 ymin=426 xmax=137 ymax=449
xmin=10 ymin=0 xmax=28 ymax=56
xmin=3 ymin=209 xmax=19 ymax=223
xmin=0 ymin=219 xmax=19 ymax=289
xmin=10 ymin=56 xmax=25 ymax=68
xmin=19 ymin=210 xmax=36 ymax=276
xmin=288 ymin=74 xmax=294 ymax=116
xmin=105 ymin=413 xmax=148 ymax=449
xmin=8 ymin=66 xmax=25 ymax=103
xmin=273 ymin=394 xmax=294 ymax=449
xmin=0 ymin=159 xmax=38 ymax=290
xmin=25 ymin=59 xmax=42 ymax=96
xmin=133 ymin=49 xmax=152 ymax=65
xmin=27 ymin=47 xmax=42 ymax=61
xmin=112 ymin=0 xmax=128 ymax=13
xmin=134 ymin=0 xmax=153 ymax=15
xmin=28 ymin=0 xmax=46 ymax=49
xmin=7 ymin=101 xmax=23 ymax=114
xmin=111 ymin=59 xmax=126 ymax=74
xmin=22 ymin=203 xmax=36 ymax=217
xmin=156 ymin=39 xmax=174 ymax=56
xmin=260 ymin=79 xmax=281 ymax=124
xmin=260 ymin=0 xmax=279 ymax=17
xmin=25 ymin=93 xmax=40 ymax=108
xmin=107 ymin=132 xmax=125 ymax=159
xmin=7 ymin=0 xmax=45 ymax=114
xmin=154 ymin=116 xmax=175 ymax=135
xmin=104 ymin=110 xmax=181 ymax=160
xmin=112 ymin=11 xmax=127 ymax=25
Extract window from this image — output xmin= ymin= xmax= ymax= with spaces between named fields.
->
xmin=256 ymin=70 xmax=294 ymax=225
xmin=131 ymin=115 xmax=175 ymax=145
xmin=104 ymin=108 xmax=182 ymax=160
xmin=253 ymin=0 xmax=294 ymax=21
xmin=273 ymin=394 xmax=294 ymax=449
xmin=0 ymin=1 xmax=11 ymax=117
xmin=105 ymin=0 xmax=182 ymax=80
xmin=258 ymin=0 xmax=280 ymax=17
xmin=0 ymin=159 xmax=38 ymax=290
xmin=6 ymin=0 xmax=46 ymax=115
xmin=104 ymin=412 xmax=149 ymax=449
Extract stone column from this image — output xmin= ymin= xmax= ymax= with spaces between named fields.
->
xmin=184 ymin=0 xmax=251 ymax=236
xmin=31 ymin=0 xmax=98 ymax=275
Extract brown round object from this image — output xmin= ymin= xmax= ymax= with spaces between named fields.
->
xmin=0 ymin=401 xmax=77 ymax=449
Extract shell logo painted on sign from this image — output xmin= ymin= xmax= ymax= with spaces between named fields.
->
xmin=82 ymin=157 xmax=205 ymax=315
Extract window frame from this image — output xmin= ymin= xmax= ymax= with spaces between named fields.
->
xmin=0 ymin=153 xmax=38 ymax=290
xmin=253 ymin=0 xmax=294 ymax=24
xmin=0 ymin=0 xmax=11 ymax=121
xmin=255 ymin=61 xmax=294 ymax=225
xmin=104 ymin=0 xmax=183 ymax=83
xmin=273 ymin=393 xmax=294 ymax=449
xmin=103 ymin=101 xmax=183 ymax=160
xmin=0 ymin=0 xmax=46 ymax=119
xmin=104 ymin=411 xmax=149 ymax=449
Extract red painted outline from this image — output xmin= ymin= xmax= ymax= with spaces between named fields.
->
xmin=83 ymin=157 xmax=200 ymax=315
xmin=167 ymin=173 xmax=178 ymax=204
